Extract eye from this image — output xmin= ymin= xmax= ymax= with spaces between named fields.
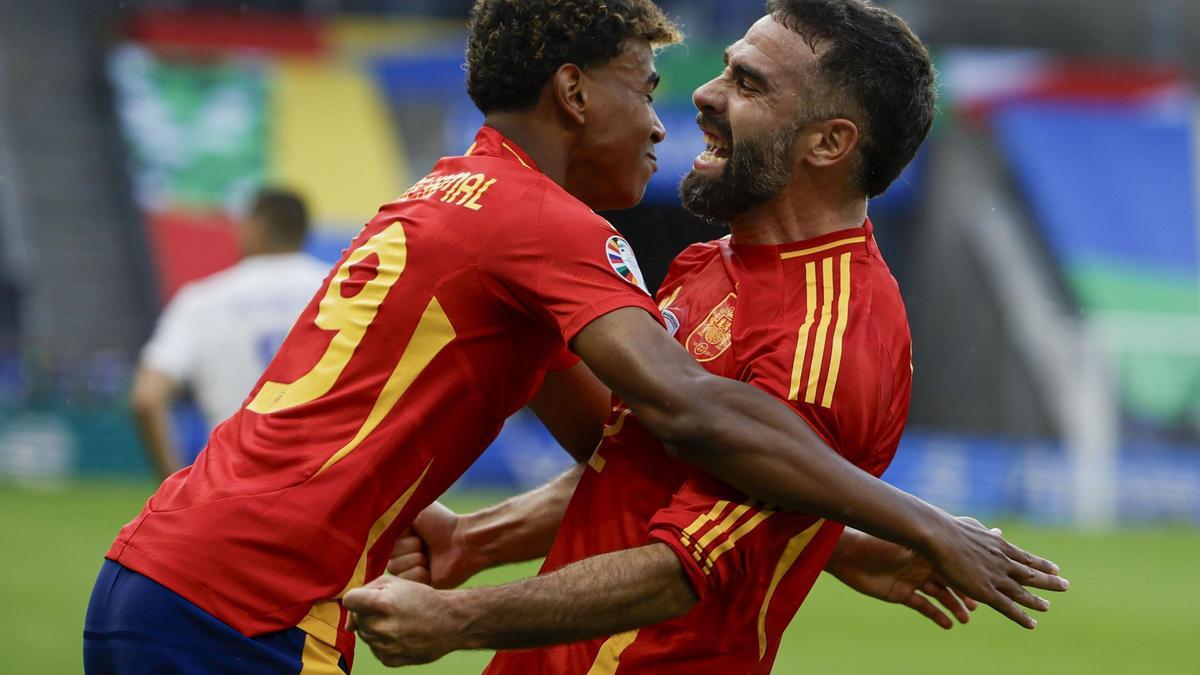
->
xmin=646 ymin=94 xmax=655 ymax=103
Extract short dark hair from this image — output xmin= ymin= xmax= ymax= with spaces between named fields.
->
xmin=466 ymin=0 xmax=682 ymax=115
xmin=767 ymin=0 xmax=936 ymax=197
xmin=249 ymin=187 xmax=309 ymax=249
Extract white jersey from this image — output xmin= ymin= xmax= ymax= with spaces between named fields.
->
xmin=141 ymin=252 xmax=330 ymax=427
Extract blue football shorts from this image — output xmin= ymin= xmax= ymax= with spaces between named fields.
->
xmin=84 ymin=559 xmax=349 ymax=674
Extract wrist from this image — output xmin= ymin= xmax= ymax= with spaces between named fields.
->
xmin=907 ymin=505 xmax=951 ymax=558
xmin=456 ymin=511 xmax=500 ymax=571
xmin=445 ymin=588 xmax=489 ymax=650
xmin=824 ymin=528 xmax=860 ymax=577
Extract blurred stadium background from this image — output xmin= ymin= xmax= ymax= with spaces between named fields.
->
xmin=1 ymin=0 xmax=1198 ymax=672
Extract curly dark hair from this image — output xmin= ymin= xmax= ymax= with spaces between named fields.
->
xmin=767 ymin=0 xmax=936 ymax=198
xmin=466 ymin=0 xmax=682 ymax=115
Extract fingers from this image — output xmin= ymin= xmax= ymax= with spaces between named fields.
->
xmin=922 ymin=581 xmax=971 ymax=625
xmin=342 ymin=585 xmax=388 ymax=615
xmin=1008 ymin=563 xmax=1069 ymax=593
xmin=387 ymin=550 xmax=429 ymax=577
xmin=396 ymin=565 xmax=432 ymax=584
xmin=998 ymin=577 xmax=1051 ymax=613
xmin=390 ymin=533 xmax=423 ymax=558
xmin=981 ymin=521 xmax=1069 ymax=595
xmin=904 ymin=592 xmax=954 ymax=629
xmin=980 ymin=587 xmax=1038 ymax=629
xmin=1000 ymin=539 xmax=1061 ymax=576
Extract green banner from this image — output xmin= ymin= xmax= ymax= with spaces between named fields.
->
xmin=109 ymin=45 xmax=268 ymax=210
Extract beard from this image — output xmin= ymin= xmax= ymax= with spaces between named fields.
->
xmin=678 ymin=115 xmax=800 ymax=224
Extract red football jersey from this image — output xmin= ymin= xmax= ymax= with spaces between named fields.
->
xmin=106 ymin=127 xmax=661 ymax=657
xmin=486 ymin=221 xmax=912 ymax=674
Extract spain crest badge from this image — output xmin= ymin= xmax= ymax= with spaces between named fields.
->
xmin=686 ymin=293 xmax=736 ymax=362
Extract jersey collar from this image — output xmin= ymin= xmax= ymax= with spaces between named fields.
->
xmin=730 ymin=218 xmax=873 ymax=261
xmin=464 ymin=126 xmax=541 ymax=173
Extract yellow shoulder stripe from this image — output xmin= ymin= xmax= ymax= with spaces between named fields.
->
xmin=679 ymin=500 xmax=732 ymax=562
xmin=788 ymin=252 xmax=852 ymax=408
xmin=787 ymin=261 xmax=818 ymax=401
xmin=804 ymin=256 xmax=836 ymax=403
xmin=822 ymin=253 xmax=853 ymax=407
xmin=702 ymin=508 xmax=773 ymax=573
xmin=680 ymin=499 xmax=773 ymax=575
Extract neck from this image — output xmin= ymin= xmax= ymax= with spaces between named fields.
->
xmin=484 ymin=111 xmax=571 ymax=187
xmin=728 ymin=174 xmax=867 ymax=245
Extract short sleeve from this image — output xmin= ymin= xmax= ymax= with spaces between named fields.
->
xmin=140 ymin=286 xmax=203 ymax=382
xmin=648 ymin=474 xmax=814 ymax=599
xmin=482 ymin=188 xmax=662 ymax=344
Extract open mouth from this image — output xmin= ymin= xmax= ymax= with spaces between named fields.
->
xmin=695 ymin=131 xmax=730 ymax=168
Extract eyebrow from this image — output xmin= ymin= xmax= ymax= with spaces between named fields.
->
xmin=647 ymin=71 xmax=661 ymax=90
xmin=723 ymin=48 xmax=769 ymax=89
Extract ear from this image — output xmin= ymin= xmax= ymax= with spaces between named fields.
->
xmin=805 ymin=118 xmax=859 ymax=169
xmin=551 ymin=64 xmax=587 ymax=126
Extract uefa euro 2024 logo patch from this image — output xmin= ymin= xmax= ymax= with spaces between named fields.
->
xmin=661 ymin=308 xmax=681 ymax=337
xmin=606 ymin=236 xmax=649 ymax=295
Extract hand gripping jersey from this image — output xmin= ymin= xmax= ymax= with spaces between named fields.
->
xmin=486 ymin=221 xmax=912 ymax=674
xmin=106 ymin=127 xmax=660 ymax=660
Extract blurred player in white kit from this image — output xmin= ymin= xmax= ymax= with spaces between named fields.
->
xmin=130 ymin=188 xmax=329 ymax=479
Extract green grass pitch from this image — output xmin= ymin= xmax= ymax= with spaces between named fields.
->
xmin=3 ymin=481 xmax=1196 ymax=673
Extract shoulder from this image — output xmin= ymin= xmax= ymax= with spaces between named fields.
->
xmin=533 ymin=180 xmax=615 ymax=233
xmin=746 ymin=250 xmax=907 ymax=391
xmin=288 ymin=254 xmax=333 ymax=280
xmin=168 ymin=266 xmax=240 ymax=308
xmin=775 ymin=247 xmax=904 ymax=330
xmin=677 ymin=238 xmax=724 ymax=265
xmin=661 ymin=238 xmax=724 ymax=288
xmin=846 ymin=254 xmax=908 ymax=351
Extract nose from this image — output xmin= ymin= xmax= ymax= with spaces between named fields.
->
xmin=692 ymin=76 xmax=724 ymax=116
xmin=650 ymin=106 xmax=666 ymax=144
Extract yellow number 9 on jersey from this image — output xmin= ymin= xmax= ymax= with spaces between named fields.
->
xmin=248 ymin=223 xmax=407 ymax=414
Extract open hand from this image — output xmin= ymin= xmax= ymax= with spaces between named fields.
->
xmin=828 ymin=528 xmax=977 ymax=629
xmin=923 ymin=516 xmax=1068 ymax=629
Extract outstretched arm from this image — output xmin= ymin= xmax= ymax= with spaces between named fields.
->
xmin=572 ymin=308 xmax=1067 ymax=628
xmin=346 ymin=543 xmax=694 ymax=667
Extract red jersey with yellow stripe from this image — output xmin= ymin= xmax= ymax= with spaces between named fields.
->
xmin=105 ymin=127 xmax=660 ymax=659
xmin=485 ymin=220 xmax=911 ymax=674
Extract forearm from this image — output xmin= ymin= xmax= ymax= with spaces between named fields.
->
xmin=132 ymin=403 xmax=179 ymax=480
xmin=450 ymin=543 xmax=696 ymax=650
xmin=573 ymin=310 xmax=945 ymax=557
xmin=671 ymin=379 xmax=943 ymax=554
xmin=460 ymin=464 xmax=585 ymax=569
